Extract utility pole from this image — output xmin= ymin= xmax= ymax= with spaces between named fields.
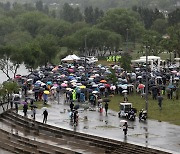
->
xmin=145 ymin=46 xmax=149 ymax=115
xmin=126 ymin=28 xmax=129 ymax=52
xmin=85 ymin=35 xmax=87 ymax=78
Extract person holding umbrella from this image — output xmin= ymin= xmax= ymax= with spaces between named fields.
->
xmin=123 ymin=121 xmax=128 ymax=136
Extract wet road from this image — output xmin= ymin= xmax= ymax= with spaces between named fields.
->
xmin=18 ymin=96 xmax=180 ymax=154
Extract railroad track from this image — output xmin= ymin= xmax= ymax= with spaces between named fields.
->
xmin=0 ymin=110 xmax=171 ymax=154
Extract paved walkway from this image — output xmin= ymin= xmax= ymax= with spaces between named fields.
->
xmin=18 ymin=97 xmax=180 ymax=154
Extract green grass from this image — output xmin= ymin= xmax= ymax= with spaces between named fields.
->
xmin=19 ymin=101 xmax=51 ymax=110
xmin=108 ymin=94 xmax=180 ymax=125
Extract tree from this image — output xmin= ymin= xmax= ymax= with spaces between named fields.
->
xmin=107 ymin=68 xmax=118 ymax=85
xmin=34 ymin=34 xmax=59 ymax=66
xmin=0 ymin=81 xmax=19 ymax=110
xmin=119 ymin=53 xmax=132 ymax=71
xmin=16 ymin=11 xmax=50 ymax=37
xmin=84 ymin=6 xmax=104 ymax=25
xmin=60 ymin=3 xmax=83 ymax=23
xmin=141 ymin=30 xmax=163 ymax=56
xmin=0 ymin=46 xmax=22 ymax=79
xmin=168 ymin=8 xmax=180 ymax=26
xmin=36 ymin=0 xmax=43 ymax=12
xmin=97 ymin=8 xmax=144 ymax=42
xmin=151 ymin=19 xmax=168 ymax=34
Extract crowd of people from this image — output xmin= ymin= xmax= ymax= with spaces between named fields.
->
xmin=11 ymin=58 xmax=179 ymax=134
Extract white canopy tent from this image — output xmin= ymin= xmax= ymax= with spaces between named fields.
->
xmin=61 ymin=54 xmax=80 ymax=62
xmin=132 ymin=56 xmax=162 ymax=71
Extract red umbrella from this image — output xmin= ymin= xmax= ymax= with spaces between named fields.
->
xmin=138 ymin=84 xmax=145 ymax=89
xmin=68 ymin=68 xmax=74 ymax=73
xmin=105 ymin=84 xmax=110 ymax=88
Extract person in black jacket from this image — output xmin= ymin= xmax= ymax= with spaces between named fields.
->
xmin=105 ymin=102 xmax=109 ymax=116
xmin=43 ymin=109 xmax=48 ymax=124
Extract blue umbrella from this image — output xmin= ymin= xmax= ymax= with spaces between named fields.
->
xmin=47 ymin=81 xmax=52 ymax=85
xmin=167 ymin=85 xmax=175 ymax=89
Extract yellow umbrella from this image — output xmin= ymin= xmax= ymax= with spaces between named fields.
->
xmin=80 ymin=85 xmax=86 ymax=89
xmin=44 ymin=90 xmax=50 ymax=95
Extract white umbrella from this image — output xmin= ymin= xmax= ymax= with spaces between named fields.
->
xmin=122 ymin=90 xmax=128 ymax=93
xmin=36 ymin=80 xmax=41 ymax=84
xmin=92 ymin=91 xmax=99 ymax=94
xmin=121 ymin=85 xmax=127 ymax=89
xmin=41 ymin=82 xmax=46 ymax=86
xmin=27 ymin=78 xmax=33 ymax=82
xmin=78 ymin=66 xmax=84 ymax=69
xmin=76 ymin=83 xmax=82 ymax=86
xmin=174 ymin=77 xmax=179 ymax=80
xmin=137 ymin=76 xmax=142 ymax=79
xmin=42 ymin=107 xmax=48 ymax=111
xmin=92 ymin=84 xmax=98 ymax=87
xmin=110 ymin=86 xmax=116 ymax=90
xmin=120 ymin=120 xmax=127 ymax=126
xmin=51 ymin=86 xmax=57 ymax=90
xmin=156 ymin=76 xmax=162 ymax=79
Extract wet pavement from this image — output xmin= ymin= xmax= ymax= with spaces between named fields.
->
xmin=18 ymin=95 xmax=180 ymax=154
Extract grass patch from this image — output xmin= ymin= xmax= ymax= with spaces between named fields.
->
xmin=18 ymin=101 xmax=51 ymax=110
xmin=108 ymin=94 xmax=180 ymax=125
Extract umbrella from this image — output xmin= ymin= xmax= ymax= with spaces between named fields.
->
xmin=167 ymin=85 xmax=175 ymax=89
xmin=121 ymin=85 xmax=128 ymax=89
xmin=80 ymin=85 xmax=86 ymax=89
xmin=78 ymin=66 xmax=84 ymax=69
xmin=42 ymin=107 xmax=48 ymax=111
xmin=61 ymin=83 xmax=67 ymax=87
xmin=44 ymin=90 xmax=50 ymax=95
xmin=105 ymin=84 xmax=110 ymax=88
xmin=138 ymin=84 xmax=145 ymax=89
xmin=99 ymin=85 xmax=105 ymax=89
xmin=92 ymin=84 xmax=98 ymax=87
xmin=120 ymin=120 xmax=127 ymax=126
xmin=92 ymin=91 xmax=99 ymax=94
xmin=15 ymin=74 xmax=22 ymax=79
xmin=122 ymin=90 xmax=128 ymax=93
xmin=36 ymin=80 xmax=41 ymax=84
xmin=110 ymin=86 xmax=116 ymax=90
xmin=66 ymin=88 xmax=72 ymax=91
xmin=174 ymin=77 xmax=179 ymax=80
xmin=137 ymin=76 xmax=142 ymax=79
xmin=13 ymin=94 xmax=20 ymax=98
xmin=156 ymin=76 xmax=162 ymax=79
xmin=47 ymin=81 xmax=52 ymax=85
xmin=76 ymin=83 xmax=82 ymax=86
xmin=27 ymin=78 xmax=33 ymax=82
xmin=171 ymin=70 xmax=177 ymax=74
xmin=21 ymin=101 xmax=27 ymax=105
xmin=100 ymin=80 xmax=107 ymax=83
xmin=51 ymin=86 xmax=57 ymax=90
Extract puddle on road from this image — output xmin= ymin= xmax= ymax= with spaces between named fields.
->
xmin=94 ymin=125 xmax=118 ymax=129
xmin=129 ymin=133 xmax=160 ymax=138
